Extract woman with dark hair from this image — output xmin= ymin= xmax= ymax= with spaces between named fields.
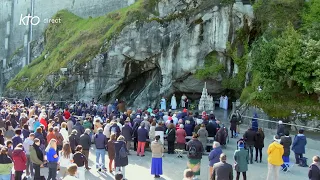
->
xmin=34 ymin=127 xmax=45 ymax=153
xmin=22 ymin=124 xmax=30 ymax=141
xmin=254 ymin=128 xmax=265 ymax=163
xmin=58 ymin=143 xmax=73 ymax=178
xmin=166 ymin=123 xmax=176 ymax=154
xmin=0 ymin=129 xmax=4 ymax=145
xmin=107 ymin=133 xmax=116 ymax=173
xmin=4 ymin=121 xmax=14 ymax=140
xmin=151 ymin=135 xmax=164 ymax=178
xmin=73 ymin=145 xmax=90 ymax=180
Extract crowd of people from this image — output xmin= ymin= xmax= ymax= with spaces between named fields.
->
xmin=0 ymin=97 xmax=319 ymax=180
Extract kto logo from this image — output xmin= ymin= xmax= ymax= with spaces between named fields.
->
xmin=19 ymin=14 xmax=40 ymax=25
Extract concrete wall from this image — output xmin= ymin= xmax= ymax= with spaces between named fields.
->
xmin=0 ymin=0 xmax=132 ymax=63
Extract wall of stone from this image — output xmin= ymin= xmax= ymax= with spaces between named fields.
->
xmin=0 ymin=0 xmax=133 ymax=96
xmin=0 ymin=0 xmax=12 ymax=64
xmin=1 ymin=0 xmax=133 ymax=63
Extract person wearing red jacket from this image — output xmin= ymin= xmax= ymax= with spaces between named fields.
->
xmin=47 ymin=127 xmax=57 ymax=145
xmin=64 ymin=108 xmax=71 ymax=120
xmin=12 ymin=143 xmax=27 ymax=180
xmin=40 ymin=117 xmax=48 ymax=130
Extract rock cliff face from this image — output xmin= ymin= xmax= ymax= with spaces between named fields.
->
xmin=5 ymin=0 xmax=253 ymax=108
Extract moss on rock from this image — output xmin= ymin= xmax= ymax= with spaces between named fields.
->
xmin=7 ymin=0 xmax=155 ymax=91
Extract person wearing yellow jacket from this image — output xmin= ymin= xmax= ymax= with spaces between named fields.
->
xmin=266 ymin=135 xmax=284 ymax=180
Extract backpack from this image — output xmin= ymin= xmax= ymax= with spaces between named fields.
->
xmin=188 ymin=143 xmax=198 ymax=158
xmin=111 ymin=126 xmax=117 ymax=134
xmin=299 ymin=157 xmax=308 ymax=167
xmin=119 ymin=143 xmax=127 ymax=158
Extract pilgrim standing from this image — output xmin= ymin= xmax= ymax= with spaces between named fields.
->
xmin=181 ymin=94 xmax=187 ymax=108
xmin=160 ymin=97 xmax=166 ymax=111
xmin=151 ymin=135 xmax=164 ymax=178
xmin=219 ymin=96 xmax=224 ymax=109
xmin=223 ymin=96 xmax=228 ymax=110
xmin=171 ymin=94 xmax=177 ymax=110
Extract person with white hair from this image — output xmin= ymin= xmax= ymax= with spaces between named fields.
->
xmin=176 ymin=124 xmax=187 ymax=151
xmin=277 ymin=120 xmax=285 ymax=137
xmin=79 ymin=129 xmax=92 ymax=160
xmin=142 ymin=116 xmax=150 ymax=132
xmin=172 ymin=114 xmax=178 ymax=125
xmin=208 ymin=141 xmax=223 ymax=177
xmin=116 ymin=118 xmax=123 ymax=131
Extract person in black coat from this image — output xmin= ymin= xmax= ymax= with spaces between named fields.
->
xmin=73 ymin=120 xmax=85 ymax=139
xmin=132 ymin=121 xmax=139 ymax=151
xmin=166 ymin=123 xmax=176 ymax=154
xmin=79 ymin=129 xmax=91 ymax=159
xmin=254 ymin=128 xmax=265 ymax=163
xmin=69 ymin=130 xmax=80 ymax=153
xmin=121 ymin=120 xmax=133 ymax=154
xmin=277 ymin=121 xmax=285 ymax=137
xmin=280 ymin=130 xmax=292 ymax=171
xmin=229 ymin=115 xmax=238 ymax=138
xmin=243 ymin=127 xmax=256 ymax=164
xmin=114 ymin=135 xmax=128 ymax=179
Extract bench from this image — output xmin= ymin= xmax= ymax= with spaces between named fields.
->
xmin=185 ymin=136 xmax=215 ymax=146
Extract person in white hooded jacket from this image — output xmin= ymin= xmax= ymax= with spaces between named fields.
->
xmin=60 ymin=122 xmax=69 ymax=142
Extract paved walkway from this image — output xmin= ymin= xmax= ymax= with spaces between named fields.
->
xmin=38 ymin=108 xmax=320 ymax=180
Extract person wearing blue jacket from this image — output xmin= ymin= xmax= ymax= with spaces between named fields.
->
xmin=33 ymin=117 xmax=41 ymax=132
xmin=208 ymin=141 xmax=223 ymax=177
xmin=184 ymin=120 xmax=194 ymax=137
xmin=45 ymin=139 xmax=59 ymax=180
xmin=292 ymin=129 xmax=307 ymax=164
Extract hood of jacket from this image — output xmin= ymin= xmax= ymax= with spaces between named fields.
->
xmin=272 ymin=142 xmax=283 ymax=149
xmin=12 ymin=148 xmax=24 ymax=156
xmin=297 ymin=134 xmax=306 ymax=138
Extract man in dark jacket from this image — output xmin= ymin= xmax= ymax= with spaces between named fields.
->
xmin=109 ymin=121 xmax=121 ymax=138
xmin=211 ymin=153 xmax=233 ymax=180
xmin=12 ymin=129 xmax=23 ymax=149
xmin=243 ymin=127 xmax=256 ymax=164
xmin=121 ymin=120 xmax=133 ymax=154
xmin=277 ymin=121 xmax=285 ymax=137
xmin=137 ymin=123 xmax=148 ymax=157
xmin=80 ymin=129 xmax=91 ymax=160
xmin=280 ymin=130 xmax=292 ymax=171
xmin=69 ymin=130 xmax=80 ymax=154
xmin=73 ymin=119 xmax=85 ymax=139
xmin=229 ymin=115 xmax=238 ymax=138
xmin=186 ymin=134 xmax=203 ymax=178
xmin=94 ymin=128 xmax=107 ymax=170
xmin=133 ymin=115 xmax=142 ymax=126
xmin=292 ymin=129 xmax=307 ymax=164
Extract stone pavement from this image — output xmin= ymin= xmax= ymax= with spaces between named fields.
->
xmin=37 ymin=108 xmax=320 ymax=180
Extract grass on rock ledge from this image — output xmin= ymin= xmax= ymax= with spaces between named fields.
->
xmin=7 ymin=0 xmax=154 ymax=91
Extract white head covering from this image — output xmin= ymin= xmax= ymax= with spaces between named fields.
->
xmin=278 ymin=121 xmax=283 ymax=124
